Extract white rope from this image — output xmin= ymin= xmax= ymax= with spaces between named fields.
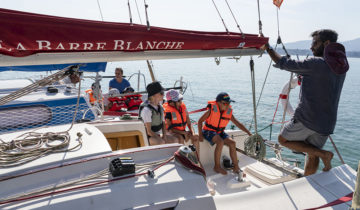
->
xmin=0 ymin=71 xmax=83 ymax=168
xmin=249 ymin=57 xmax=258 ymax=134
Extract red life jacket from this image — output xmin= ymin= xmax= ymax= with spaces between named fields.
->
xmin=124 ymin=94 xmax=143 ymax=111
xmin=203 ymin=101 xmax=232 ymax=133
xmin=163 ymin=102 xmax=187 ymax=131
xmin=108 ymin=97 xmax=128 ymax=111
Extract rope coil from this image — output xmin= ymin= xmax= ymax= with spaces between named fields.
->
xmin=244 ymin=134 xmax=266 ymax=160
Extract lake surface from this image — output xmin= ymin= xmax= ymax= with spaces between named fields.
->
xmin=1 ymin=55 xmax=359 ymax=170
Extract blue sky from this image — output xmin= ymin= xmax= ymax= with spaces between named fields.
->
xmin=1 ymin=0 xmax=359 ymax=44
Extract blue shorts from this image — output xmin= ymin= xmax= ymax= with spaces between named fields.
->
xmin=202 ymin=130 xmax=229 ymax=146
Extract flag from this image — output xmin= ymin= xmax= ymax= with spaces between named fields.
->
xmin=273 ymin=0 xmax=283 ymax=8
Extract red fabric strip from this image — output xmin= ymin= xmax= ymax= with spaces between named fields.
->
xmin=304 ymin=192 xmax=353 ymax=210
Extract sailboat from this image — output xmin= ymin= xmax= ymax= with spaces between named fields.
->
xmin=0 ymin=7 xmax=357 ymax=210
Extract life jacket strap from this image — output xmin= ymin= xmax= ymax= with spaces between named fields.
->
xmin=204 ymin=122 xmax=225 ymax=133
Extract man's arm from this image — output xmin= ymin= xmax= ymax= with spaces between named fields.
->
xmin=263 ymin=43 xmax=315 ymax=75
xmin=264 ymin=43 xmax=282 ymax=64
xmin=230 ymin=115 xmax=252 ymax=136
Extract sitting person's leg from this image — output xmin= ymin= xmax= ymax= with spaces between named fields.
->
xmin=149 ymin=135 xmax=165 ymax=145
xmin=223 ymin=137 xmax=240 ymax=173
xmin=163 ymin=133 xmax=180 ymax=144
xmin=279 ymin=119 xmax=333 ymax=175
xmin=203 ymin=130 xmax=227 ymax=175
xmin=211 ymin=135 xmax=227 ymax=175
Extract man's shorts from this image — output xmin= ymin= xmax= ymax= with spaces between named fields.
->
xmin=280 ymin=118 xmax=329 ymax=149
xmin=202 ymin=130 xmax=229 ymax=146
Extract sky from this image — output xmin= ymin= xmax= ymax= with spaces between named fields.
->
xmin=1 ymin=0 xmax=359 ymax=44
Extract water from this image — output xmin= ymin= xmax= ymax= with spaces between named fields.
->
xmin=1 ymin=56 xmax=359 ymax=170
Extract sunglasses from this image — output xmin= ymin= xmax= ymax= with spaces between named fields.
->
xmin=159 ymin=91 xmax=164 ymax=95
xmin=221 ymin=101 xmax=230 ymax=105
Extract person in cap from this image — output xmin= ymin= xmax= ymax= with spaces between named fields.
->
xmin=163 ymin=89 xmax=200 ymax=157
xmin=139 ymin=82 xmax=177 ymax=145
xmin=109 ymin=67 xmax=131 ymax=93
xmin=198 ymin=92 xmax=252 ymax=175
xmin=263 ymin=29 xmax=349 ymax=175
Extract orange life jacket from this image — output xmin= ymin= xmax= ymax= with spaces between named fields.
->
xmin=203 ymin=101 xmax=232 ymax=133
xmin=163 ymin=102 xmax=187 ymax=131
xmin=85 ymin=89 xmax=96 ymax=104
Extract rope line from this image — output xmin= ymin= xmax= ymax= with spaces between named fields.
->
xmin=0 ymin=156 xmax=174 ymax=205
xmin=0 ymin=70 xmax=83 ymax=168
xmin=127 ymin=0 xmax=133 ymax=25
xmin=256 ymin=0 xmax=263 ymax=35
xmin=96 ymin=0 xmax=104 ymax=21
xmin=211 ymin=0 xmax=229 ymax=33
xmin=135 ymin=0 xmax=143 ymax=24
xmin=224 ymin=0 xmax=243 ymax=35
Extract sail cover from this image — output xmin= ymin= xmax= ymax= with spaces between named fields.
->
xmin=0 ymin=8 xmax=268 ymax=65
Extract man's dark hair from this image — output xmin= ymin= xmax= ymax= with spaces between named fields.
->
xmin=115 ymin=67 xmax=123 ymax=74
xmin=311 ymin=29 xmax=338 ymax=43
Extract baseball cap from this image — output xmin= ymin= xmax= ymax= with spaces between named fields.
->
xmin=166 ymin=89 xmax=183 ymax=102
xmin=216 ymin=92 xmax=235 ymax=103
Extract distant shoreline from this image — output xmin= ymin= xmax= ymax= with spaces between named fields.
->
xmin=275 ymin=49 xmax=360 ymax=58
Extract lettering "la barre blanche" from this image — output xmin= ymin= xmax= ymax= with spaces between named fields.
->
xmin=0 ymin=40 xmax=185 ymax=51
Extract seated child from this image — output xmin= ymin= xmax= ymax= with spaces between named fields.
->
xmin=198 ymin=92 xmax=252 ymax=175
xmin=163 ymin=89 xmax=200 ymax=157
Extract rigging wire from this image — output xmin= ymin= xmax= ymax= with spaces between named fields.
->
xmin=127 ymin=0 xmax=133 ymax=25
xmin=224 ymin=0 xmax=244 ymax=36
xmin=256 ymin=0 xmax=263 ymax=36
xmin=96 ymin=0 xmax=104 ymax=21
xmin=211 ymin=0 xmax=229 ymax=33
xmin=143 ymin=0 xmax=150 ymax=30
xmin=135 ymin=0 xmax=143 ymax=24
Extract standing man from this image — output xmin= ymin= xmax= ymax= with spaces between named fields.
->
xmin=109 ymin=67 xmax=131 ymax=93
xmin=264 ymin=29 xmax=349 ymax=175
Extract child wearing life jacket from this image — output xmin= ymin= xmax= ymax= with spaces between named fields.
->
xmin=139 ymin=82 xmax=177 ymax=145
xmin=163 ymin=89 xmax=200 ymax=157
xmin=198 ymin=92 xmax=252 ymax=175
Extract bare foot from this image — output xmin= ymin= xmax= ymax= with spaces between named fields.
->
xmin=214 ymin=166 xmax=227 ymax=175
xmin=321 ymin=151 xmax=334 ymax=172
xmin=233 ymin=166 xmax=240 ymax=173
